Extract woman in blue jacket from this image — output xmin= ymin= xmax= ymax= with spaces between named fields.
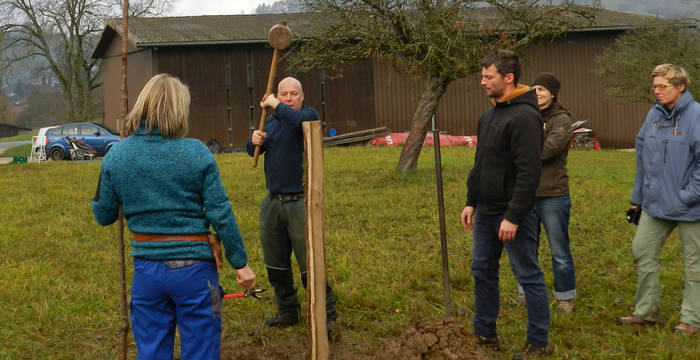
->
xmin=617 ymin=64 xmax=700 ymax=335
xmin=92 ymin=73 xmax=256 ymax=358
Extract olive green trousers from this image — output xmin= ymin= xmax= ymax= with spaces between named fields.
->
xmin=632 ymin=212 xmax=700 ymax=328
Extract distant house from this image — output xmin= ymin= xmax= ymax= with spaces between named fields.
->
xmin=92 ymin=10 xmax=680 ymax=149
xmin=0 ymin=123 xmax=31 ymax=138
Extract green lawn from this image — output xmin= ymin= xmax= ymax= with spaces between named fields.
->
xmin=0 ymin=146 xmax=693 ymax=359
xmin=0 ymin=133 xmax=34 ymax=158
xmin=1 ymin=144 xmax=32 ymax=158
xmin=0 ymin=133 xmax=34 ymax=142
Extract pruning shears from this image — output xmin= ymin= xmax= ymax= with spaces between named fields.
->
xmin=223 ymin=288 xmax=267 ymax=300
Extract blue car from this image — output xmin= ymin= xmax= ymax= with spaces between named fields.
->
xmin=46 ymin=122 xmax=120 ymax=161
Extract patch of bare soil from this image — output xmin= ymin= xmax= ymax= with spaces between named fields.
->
xmin=222 ymin=318 xmax=494 ymax=360
xmin=222 ymin=334 xmax=310 ymax=360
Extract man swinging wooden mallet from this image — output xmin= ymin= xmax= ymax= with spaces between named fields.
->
xmin=246 ymin=21 xmax=338 ymax=351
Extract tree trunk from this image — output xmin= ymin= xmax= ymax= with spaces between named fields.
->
xmin=396 ymin=75 xmax=450 ymax=172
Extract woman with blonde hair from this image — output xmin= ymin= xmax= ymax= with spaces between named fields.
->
xmin=617 ymin=64 xmax=700 ymax=335
xmin=92 ymin=73 xmax=256 ymax=358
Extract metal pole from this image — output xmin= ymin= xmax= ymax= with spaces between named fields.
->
xmin=433 ymin=127 xmax=452 ymax=317
xmin=320 ymin=69 xmax=327 ymax=135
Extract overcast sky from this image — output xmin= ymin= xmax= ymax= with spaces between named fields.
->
xmin=169 ymin=0 xmax=698 ymax=18
xmin=170 ymin=0 xmax=273 ymax=16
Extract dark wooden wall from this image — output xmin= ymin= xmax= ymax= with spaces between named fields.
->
xmin=100 ymin=30 xmax=651 ymax=149
xmin=156 ymin=46 xmax=237 ymax=145
xmin=151 ymin=44 xmax=376 ymax=148
xmin=101 ymin=37 xmax=154 ymax=134
xmin=371 ymin=31 xmax=650 ymax=149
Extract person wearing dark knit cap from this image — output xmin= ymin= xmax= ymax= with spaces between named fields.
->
xmin=515 ymin=72 xmax=577 ymax=314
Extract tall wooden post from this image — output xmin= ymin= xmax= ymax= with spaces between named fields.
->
xmin=303 ymin=121 xmax=329 ymax=360
xmin=118 ymin=1 xmax=130 ymax=359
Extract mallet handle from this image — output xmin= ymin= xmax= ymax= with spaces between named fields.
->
xmin=252 ymin=48 xmax=280 ymax=167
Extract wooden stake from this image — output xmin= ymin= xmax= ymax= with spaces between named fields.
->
xmin=303 ymin=121 xmax=329 ymax=360
xmin=118 ymin=2 xmax=130 ymax=359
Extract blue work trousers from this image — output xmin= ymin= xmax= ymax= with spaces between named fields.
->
xmin=130 ymin=259 xmax=223 ymax=360
xmin=471 ymin=209 xmax=550 ymax=348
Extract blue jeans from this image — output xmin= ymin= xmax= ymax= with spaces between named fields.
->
xmin=471 ymin=208 xmax=550 ymax=348
xmin=130 ymin=259 xmax=223 ymax=360
xmin=536 ymin=195 xmax=576 ymax=300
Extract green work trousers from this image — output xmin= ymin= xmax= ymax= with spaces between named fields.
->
xmin=259 ymin=195 xmax=337 ymax=319
xmin=632 ymin=211 xmax=700 ymax=327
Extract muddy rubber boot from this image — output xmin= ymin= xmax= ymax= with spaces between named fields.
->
xmin=265 ymin=306 xmax=300 ymax=327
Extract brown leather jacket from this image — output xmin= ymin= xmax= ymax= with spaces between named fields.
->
xmin=536 ymin=102 xmax=572 ymax=197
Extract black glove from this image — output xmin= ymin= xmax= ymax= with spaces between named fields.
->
xmin=626 ymin=207 xmax=641 ymax=225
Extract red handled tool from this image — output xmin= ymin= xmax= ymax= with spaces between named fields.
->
xmin=224 ymin=288 xmax=267 ymax=300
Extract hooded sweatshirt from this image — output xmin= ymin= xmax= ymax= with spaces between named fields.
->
xmin=466 ymin=84 xmax=544 ymax=225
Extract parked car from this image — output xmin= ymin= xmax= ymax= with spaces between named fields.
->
xmin=45 ymin=122 xmax=120 ymax=161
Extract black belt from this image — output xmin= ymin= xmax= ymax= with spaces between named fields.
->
xmin=270 ymin=192 xmax=304 ymax=202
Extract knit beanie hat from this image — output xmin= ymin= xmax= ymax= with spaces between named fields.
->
xmin=532 ymin=72 xmax=561 ymax=97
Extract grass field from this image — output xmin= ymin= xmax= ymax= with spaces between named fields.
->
xmin=0 ymin=146 xmax=694 ymax=359
xmin=0 ymin=133 xmax=34 ymax=142
xmin=1 ymin=144 xmax=32 ymax=158
xmin=0 ymin=134 xmax=34 ymax=158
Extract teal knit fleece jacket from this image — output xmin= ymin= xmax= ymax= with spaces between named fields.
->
xmin=91 ymin=125 xmax=248 ymax=269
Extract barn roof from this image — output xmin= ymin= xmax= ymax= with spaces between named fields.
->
xmin=91 ymin=9 xmax=689 ymax=59
xmin=92 ymin=13 xmax=322 ymax=58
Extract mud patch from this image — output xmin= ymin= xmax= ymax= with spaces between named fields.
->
xmin=367 ymin=318 xmax=493 ymax=360
xmin=221 ymin=318 xmax=494 ymax=360
xmin=222 ymin=335 xmax=310 ymax=360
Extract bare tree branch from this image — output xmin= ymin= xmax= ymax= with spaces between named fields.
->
xmin=292 ymin=0 xmax=597 ymax=171
xmin=0 ymin=0 xmax=173 ymax=123
xmin=595 ymin=19 xmax=700 ymax=104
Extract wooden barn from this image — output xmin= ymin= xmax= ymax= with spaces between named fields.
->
xmin=92 ymin=10 xmax=666 ymax=149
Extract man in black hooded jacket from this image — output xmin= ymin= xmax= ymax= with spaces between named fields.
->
xmin=460 ymin=50 xmax=550 ymax=359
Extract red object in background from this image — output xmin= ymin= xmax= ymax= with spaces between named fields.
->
xmin=592 ymin=137 xmax=602 ymax=151
xmin=370 ymin=130 xmax=602 ymax=151
xmin=370 ymin=132 xmax=478 ymax=147
xmin=570 ymin=128 xmax=602 ymax=151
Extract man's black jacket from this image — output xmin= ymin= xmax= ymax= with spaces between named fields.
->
xmin=466 ymin=85 xmax=543 ymax=225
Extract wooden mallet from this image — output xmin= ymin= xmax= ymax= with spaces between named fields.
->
xmin=252 ymin=21 xmax=293 ymax=167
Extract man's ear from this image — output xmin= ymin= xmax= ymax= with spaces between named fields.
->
xmin=503 ymin=73 xmax=515 ymax=85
